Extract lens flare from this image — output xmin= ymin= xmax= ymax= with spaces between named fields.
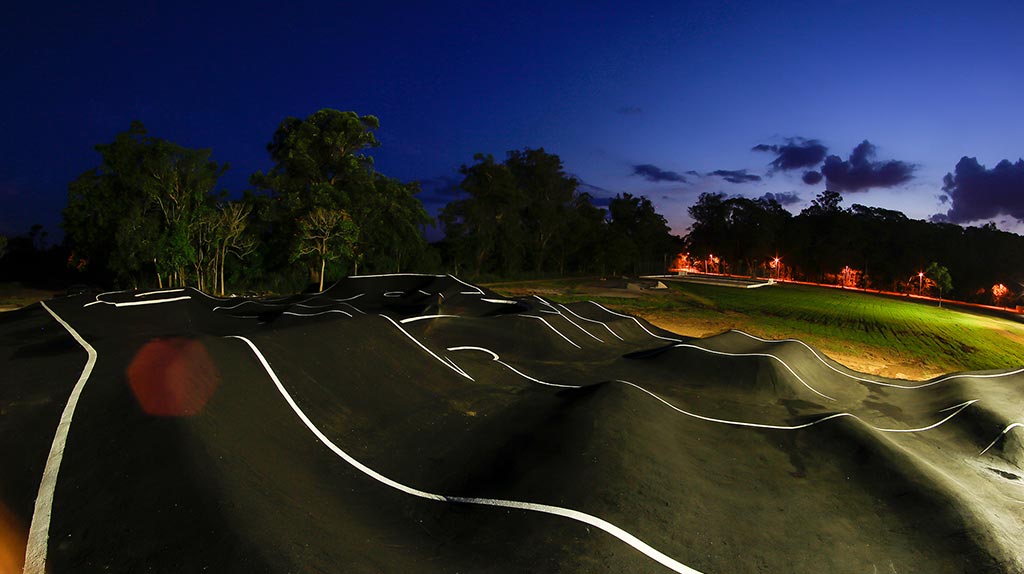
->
xmin=0 ymin=503 xmax=26 ymax=574
xmin=126 ymin=338 xmax=220 ymax=416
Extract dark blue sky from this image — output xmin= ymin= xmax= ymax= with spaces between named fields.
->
xmin=3 ymin=0 xmax=1024 ymax=240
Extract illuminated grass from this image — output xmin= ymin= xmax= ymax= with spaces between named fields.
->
xmin=490 ymin=279 xmax=1024 ymax=375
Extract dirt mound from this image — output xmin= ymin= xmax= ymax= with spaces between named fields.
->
xmin=2 ymin=274 xmax=1023 ymax=573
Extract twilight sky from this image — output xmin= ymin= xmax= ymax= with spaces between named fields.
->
xmin=2 ymin=0 xmax=1024 ymax=240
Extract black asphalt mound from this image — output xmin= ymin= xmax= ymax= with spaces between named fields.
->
xmin=2 ymin=273 xmax=1023 ymax=573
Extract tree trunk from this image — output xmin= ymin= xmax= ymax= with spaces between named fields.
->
xmin=319 ymin=257 xmax=326 ymax=292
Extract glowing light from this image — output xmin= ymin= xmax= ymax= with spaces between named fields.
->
xmin=993 ymin=283 xmax=1010 ymax=304
xmin=0 ymin=503 xmax=26 ymax=574
xmin=127 ymin=338 xmax=220 ymax=416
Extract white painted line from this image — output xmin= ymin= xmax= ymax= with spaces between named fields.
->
xmin=448 ymin=274 xmax=484 ymax=295
xmin=134 ymin=288 xmax=186 ymax=297
xmin=613 ymin=379 xmax=977 ymax=433
xmin=441 ymin=348 xmax=972 ymax=433
xmin=980 ymin=422 xmax=1024 ymax=455
xmin=418 ymin=290 xmax=432 ymax=296
xmin=384 ymin=291 xmax=405 ymax=298
xmin=481 ymin=298 xmax=518 ymax=305
xmin=379 ymin=315 xmax=474 ymax=380
xmin=113 ymin=296 xmax=192 ymax=307
xmin=333 ymin=293 xmax=366 ymax=302
xmin=228 ymin=336 xmax=702 ymax=574
xmin=282 ymin=310 xmax=353 ymax=318
xmin=731 ymin=329 xmax=1024 ymax=389
xmin=399 ymin=314 xmax=461 ymax=324
xmin=213 ymin=300 xmax=270 ymax=311
xmin=350 ymin=273 xmax=446 ymax=279
xmin=559 ymin=304 xmax=624 ymax=341
xmin=497 ymin=360 xmax=579 ymax=388
xmin=521 ymin=314 xmax=582 ymax=349
xmin=338 ymin=302 xmax=367 ymax=315
xmin=446 ymin=346 xmax=500 ymax=360
xmin=674 ymin=343 xmax=835 ymax=402
xmin=447 ymin=346 xmax=581 ymax=388
xmin=588 ymin=301 xmax=682 ymax=343
xmin=531 ymin=297 xmax=605 ymax=344
xmin=26 ymin=303 xmax=99 ymax=574
xmin=88 ymin=296 xmax=193 ymax=308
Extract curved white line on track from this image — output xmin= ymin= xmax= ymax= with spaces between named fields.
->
xmin=521 ymin=314 xmax=582 ymax=349
xmin=559 ymin=304 xmax=624 ymax=341
xmin=447 ymin=346 xmax=501 ymax=360
xmin=282 ymin=310 xmax=353 ymax=318
xmin=980 ymin=423 xmax=1024 ymax=455
xmin=532 ymin=296 xmax=604 ymax=343
xmin=400 ymin=314 xmax=461 ymax=324
xmin=731 ymin=329 xmax=1024 ymax=389
xmin=227 ymin=335 xmax=703 ymax=574
xmin=384 ymin=291 xmax=405 ymax=298
xmin=134 ymin=288 xmax=186 ymax=297
xmin=446 ymin=346 xmax=582 ymax=389
xmin=442 ymin=347 xmax=971 ymax=434
xmin=350 ymin=273 xmax=446 ymax=279
xmin=481 ymin=298 xmax=518 ymax=305
xmin=613 ymin=380 xmax=977 ymax=433
xmin=333 ymin=293 xmax=366 ymax=302
xmin=26 ymin=303 xmax=99 ymax=574
xmin=448 ymin=274 xmax=485 ymax=295
xmin=379 ymin=315 xmax=474 ymax=380
xmin=87 ymin=296 xmax=192 ymax=308
xmin=674 ymin=343 xmax=835 ymax=402
xmin=588 ymin=301 xmax=682 ymax=343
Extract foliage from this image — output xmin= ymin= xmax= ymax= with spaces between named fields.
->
xmin=63 ymin=121 xmax=233 ymax=289
xmin=924 ymin=262 xmax=953 ymax=305
xmin=294 ymin=207 xmax=359 ymax=291
xmin=685 ymin=189 xmax=1024 ymax=301
xmin=0 ymin=235 xmax=7 ymax=260
xmin=252 ymin=109 xmax=432 ymax=285
xmin=441 ymin=148 xmax=679 ymax=278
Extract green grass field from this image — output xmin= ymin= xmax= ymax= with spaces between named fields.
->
xmin=488 ymin=278 xmax=1024 ymax=377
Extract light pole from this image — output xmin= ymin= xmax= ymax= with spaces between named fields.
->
xmin=918 ymin=272 xmax=925 ymax=295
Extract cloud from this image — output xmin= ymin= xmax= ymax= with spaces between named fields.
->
xmin=616 ymin=106 xmax=643 ymax=115
xmin=820 ymin=140 xmax=915 ymax=192
xmin=759 ymin=192 xmax=801 ymax=206
xmin=753 ymin=138 xmax=828 ymax=171
xmin=708 ymin=169 xmax=762 ymax=184
xmin=932 ymin=157 xmax=1024 ymax=224
xmin=631 ymin=164 xmax=688 ymax=183
xmin=802 ymin=170 xmax=823 ymax=185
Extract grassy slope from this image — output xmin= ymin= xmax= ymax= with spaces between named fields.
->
xmin=488 ymin=278 xmax=1024 ymax=376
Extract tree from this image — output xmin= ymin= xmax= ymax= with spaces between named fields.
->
xmin=295 ymin=207 xmax=358 ymax=292
xmin=64 ymin=121 xmax=228 ymax=288
xmin=505 ymin=148 xmax=578 ymax=271
xmin=252 ymin=109 xmax=432 ymax=278
xmin=924 ymin=262 xmax=953 ymax=307
xmin=0 ymin=235 xmax=7 ymax=260
xmin=440 ymin=153 xmax=525 ymax=276
xmin=213 ymin=201 xmax=256 ymax=295
xmin=606 ymin=193 xmax=677 ymax=276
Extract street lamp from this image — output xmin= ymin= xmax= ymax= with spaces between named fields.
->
xmin=771 ymin=256 xmax=781 ymax=280
xmin=918 ymin=272 xmax=925 ymax=295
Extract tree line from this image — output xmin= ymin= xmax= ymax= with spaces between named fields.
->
xmin=685 ymin=190 xmax=1023 ymax=304
xmin=38 ymin=108 xmax=679 ymax=293
xmin=2 ymin=107 xmax=1021 ymax=305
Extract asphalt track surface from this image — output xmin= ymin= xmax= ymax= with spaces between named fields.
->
xmin=1 ymin=274 xmax=1023 ymax=573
